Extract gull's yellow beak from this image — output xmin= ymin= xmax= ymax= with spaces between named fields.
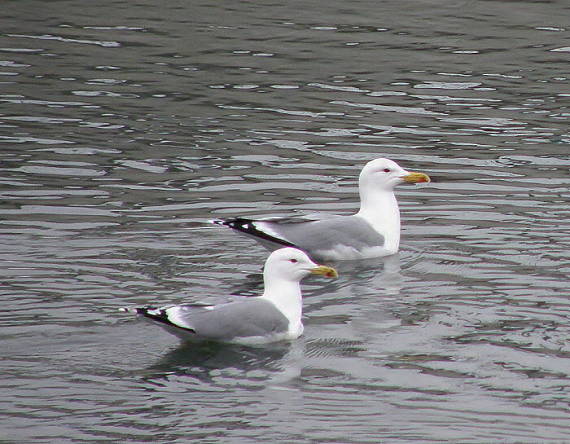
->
xmin=310 ymin=265 xmax=339 ymax=279
xmin=402 ymin=171 xmax=431 ymax=184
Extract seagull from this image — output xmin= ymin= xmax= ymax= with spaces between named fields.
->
xmin=213 ymin=158 xmax=430 ymax=261
xmin=121 ymin=248 xmax=338 ymax=345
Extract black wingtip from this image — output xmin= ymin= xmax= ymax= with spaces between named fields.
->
xmin=132 ymin=306 xmax=173 ymax=326
xmin=134 ymin=307 xmax=149 ymax=315
xmin=223 ymin=218 xmax=297 ymax=248
xmin=135 ymin=306 xmax=162 ymax=318
xmin=135 ymin=306 xmax=197 ymax=334
xmin=211 ymin=217 xmax=250 ymax=229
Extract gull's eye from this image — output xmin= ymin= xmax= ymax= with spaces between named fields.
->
xmin=383 ymin=168 xmax=391 ymax=173
xmin=289 ymin=258 xmax=298 ymax=263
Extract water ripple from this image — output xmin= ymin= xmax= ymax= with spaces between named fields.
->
xmin=2 ymin=0 xmax=570 ymax=441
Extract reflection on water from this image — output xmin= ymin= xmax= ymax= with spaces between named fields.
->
xmin=2 ymin=0 xmax=570 ymax=441
xmin=142 ymin=341 xmax=301 ymax=385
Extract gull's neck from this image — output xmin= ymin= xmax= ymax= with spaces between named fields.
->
xmin=356 ymin=187 xmax=401 ymax=252
xmin=260 ymin=277 xmax=303 ymax=328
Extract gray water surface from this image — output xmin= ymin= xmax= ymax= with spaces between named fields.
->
xmin=2 ymin=0 xmax=570 ymax=442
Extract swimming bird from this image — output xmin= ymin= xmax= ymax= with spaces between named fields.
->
xmin=121 ymin=248 xmax=338 ymax=345
xmin=213 ymin=158 xmax=430 ymax=261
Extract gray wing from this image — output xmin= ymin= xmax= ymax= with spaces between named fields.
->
xmin=256 ymin=215 xmax=385 ymax=254
xmin=216 ymin=215 xmax=385 ymax=255
xmin=138 ymin=298 xmax=289 ymax=342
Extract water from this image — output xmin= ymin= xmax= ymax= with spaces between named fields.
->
xmin=2 ymin=0 xmax=570 ymax=441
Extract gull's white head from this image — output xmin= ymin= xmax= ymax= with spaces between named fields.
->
xmin=359 ymin=158 xmax=430 ymax=192
xmin=263 ymin=247 xmax=338 ymax=283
